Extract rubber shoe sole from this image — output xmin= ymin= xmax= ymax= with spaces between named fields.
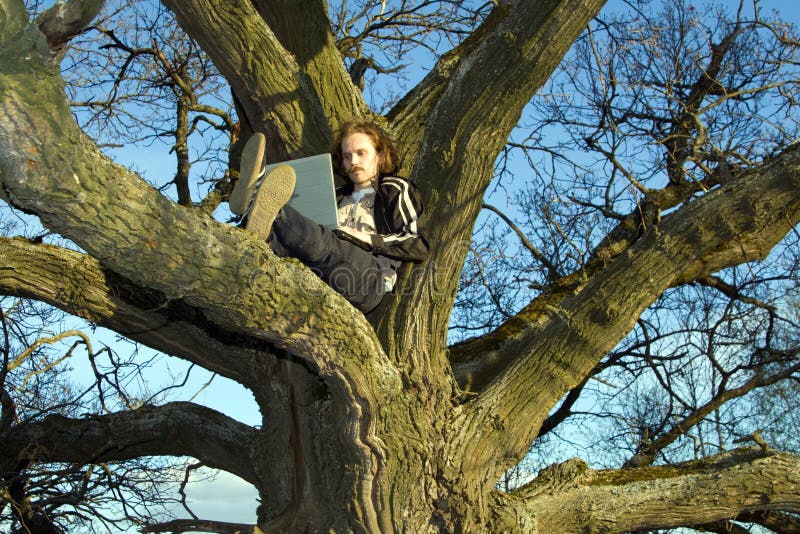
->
xmin=245 ymin=165 xmax=296 ymax=241
xmin=230 ymin=133 xmax=267 ymax=216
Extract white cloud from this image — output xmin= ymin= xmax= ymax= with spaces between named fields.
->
xmin=174 ymin=468 xmax=259 ymax=524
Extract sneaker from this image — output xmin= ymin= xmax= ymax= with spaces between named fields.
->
xmin=245 ymin=165 xmax=296 ymax=240
xmin=230 ymin=133 xmax=267 ymax=216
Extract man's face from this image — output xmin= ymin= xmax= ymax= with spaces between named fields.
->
xmin=341 ymin=132 xmax=381 ymax=190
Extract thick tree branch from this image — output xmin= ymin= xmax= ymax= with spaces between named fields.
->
xmin=388 ymin=0 xmax=608 ymax=196
xmin=371 ymin=0 xmax=609 ymax=407
xmin=490 ymin=448 xmax=800 ymax=533
xmin=0 ymin=236 xmax=282 ymax=396
xmin=0 ymin=236 xmax=327 ymax=510
xmin=0 ymin=402 xmax=259 ymax=483
xmin=161 ymin=0 xmax=357 ymax=162
xmin=447 ymin=146 xmax=800 ymax=492
xmin=450 ymin=148 xmax=800 ymax=394
xmin=34 ymin=0 xmax=103 ymax=53
xmin=252 ymin=0 xmax=367 ymax=123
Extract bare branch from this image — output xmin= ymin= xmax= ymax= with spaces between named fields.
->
xmin=141 ymin=519 xmax=257 ymax=534
xmin=482 ymin=203 xmax=560 ymax=279
xmin=624 ymin=350 xmax=800 ymax=467
xmin=0 ymin=402 xmax=259 ymax=483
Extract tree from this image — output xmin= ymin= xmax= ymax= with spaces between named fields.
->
xmin=453 ymin=0 xmax=800 ymax=480
xmin=1 ymin=0 xmax=800 ymax=532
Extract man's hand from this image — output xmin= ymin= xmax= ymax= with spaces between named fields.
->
xmin=337 ymin=226 xmax=372 ymax=247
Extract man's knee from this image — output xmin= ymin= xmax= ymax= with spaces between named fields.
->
xmin=327 ymin=263 xmax=384 ymax=312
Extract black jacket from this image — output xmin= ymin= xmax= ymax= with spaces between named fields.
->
xmin=336 ymin=175 xmax=429 ymax=262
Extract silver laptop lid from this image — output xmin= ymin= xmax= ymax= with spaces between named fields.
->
xmin=265 ymin=153 xmax=338 ymax=229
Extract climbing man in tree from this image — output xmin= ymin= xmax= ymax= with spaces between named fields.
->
xmin=229 ymin=120 xmax=429 ymax=313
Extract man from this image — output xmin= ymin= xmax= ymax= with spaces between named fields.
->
xmin=229 ymin=120 xmax=429 ymax=313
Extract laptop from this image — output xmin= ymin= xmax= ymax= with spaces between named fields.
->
xmin=265 ymin=153 xmax=339 ymax=229
xmin=264 ymin=154 xmax=372 ymax=251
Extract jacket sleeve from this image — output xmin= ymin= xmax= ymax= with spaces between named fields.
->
xmin=370 ymin=177 xmax=430 ymax=262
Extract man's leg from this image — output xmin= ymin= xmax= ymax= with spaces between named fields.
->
xmin=230 ymin=133 xmax=296 ymax=240
xmin=230 ymin=133 xmax=268 ymax=216
xmin=245 ymin=165 xmax=295 ymax=240
xmin=271 ymin=206 xmax=384 ymax=312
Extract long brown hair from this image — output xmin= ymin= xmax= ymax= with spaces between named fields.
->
xmin=331 ymin=120 xmax=399 ymax=177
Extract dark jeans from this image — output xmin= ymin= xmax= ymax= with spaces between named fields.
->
xmin=270 ymin=205 xmax=385 ymax=312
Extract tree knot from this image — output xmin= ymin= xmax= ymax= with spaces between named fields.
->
xmin=532 ymin=458 xmax=590 ymax=493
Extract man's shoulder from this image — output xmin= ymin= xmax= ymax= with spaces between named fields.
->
xmin=379 ymin=175 xmax=419 ymax=193
xmin=377 ymin=175 xmax=424 ymax=215
xmin=380 ymin=174 xmax=412 ymax=184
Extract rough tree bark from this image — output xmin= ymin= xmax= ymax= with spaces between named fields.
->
xmin=1 ymin=0 xmax=799 ymax=532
